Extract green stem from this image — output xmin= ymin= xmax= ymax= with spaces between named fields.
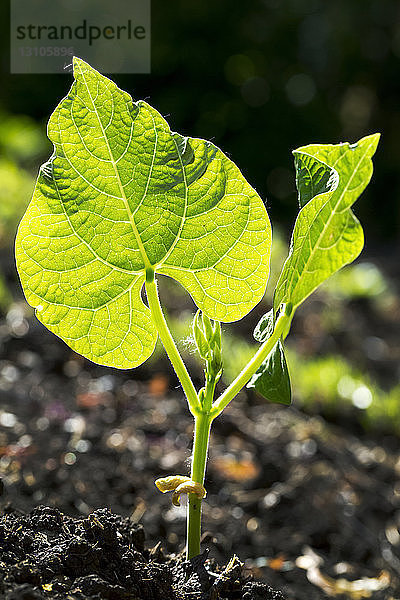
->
xmin=146 ymin=276 xmax=290 ymax=558
xmin=187 ymin=411 xmax=212 ymax=559
xmin=145 ymin=272 xmax=201 ymax=416
xmin=211 ymin=309 xmax=290 ymax=418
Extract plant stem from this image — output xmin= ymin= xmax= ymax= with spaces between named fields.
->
xmin=146 ymin=278 xmax=290 ymax=558
xmin=211 ymin=309 xmax=290 ymax=418
xmin=187 ymin=411 xmax=212 ymax=559
xmin=145 ymin=272 xmax=201 ymax=416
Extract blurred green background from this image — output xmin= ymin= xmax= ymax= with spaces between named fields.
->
xmin=1 ymin=0 xmax=400 ymax=241
xmin=0 ymin=0 xmax=399 ymax=432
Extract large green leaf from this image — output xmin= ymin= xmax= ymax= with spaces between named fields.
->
xmin=15 ymin=58 xmax=271 ymax=368
xmin=274 ymin=134 xmax=379 ymax=318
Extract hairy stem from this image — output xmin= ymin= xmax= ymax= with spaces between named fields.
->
xmin=145 ymin=271 xmax=201 ymax=416
xmin=211 ymin=309 xmax=290 ymax=418
xmin=187 ymin=411 xmax=212 ymax=559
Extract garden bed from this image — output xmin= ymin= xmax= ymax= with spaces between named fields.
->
xmin=0 ymin=505 xmax=284 ymax=599
xmin=0 ymin=311 xmax=399 ymax=598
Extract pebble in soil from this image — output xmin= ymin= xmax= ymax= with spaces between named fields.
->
xmin=0 ymin=505 xmax=285 ymax=600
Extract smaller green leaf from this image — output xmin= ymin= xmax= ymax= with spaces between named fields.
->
xmin=247 ymin=340 xmax=291 ymax=405
xmin=253 ymin=309 xmax=274 ymax=343
xmin=274 ymin=134 xmax=380 ymax=317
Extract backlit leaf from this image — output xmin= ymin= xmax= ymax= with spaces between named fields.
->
xmin=15 ymin=58 xmax=271 ymax=368
xmin=274 ymin=134 xmax=379 ymax=320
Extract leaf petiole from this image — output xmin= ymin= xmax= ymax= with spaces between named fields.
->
xmin=210 ymin=305 xmax=291 ymax=418
xmin=145 ymin=274 xmax=201 ymax=416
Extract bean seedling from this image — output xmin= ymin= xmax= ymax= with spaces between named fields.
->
xmin=15 ymin=58 xmax=379 ymax=560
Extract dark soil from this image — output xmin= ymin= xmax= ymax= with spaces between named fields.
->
xmin=0 ymin=505 xmax=283 ymax=599
xmin=0 ymin=250 xmax=400 ymax=599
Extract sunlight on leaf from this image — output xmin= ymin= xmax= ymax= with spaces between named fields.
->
xmin=252 ymin=135 xmax=379 ymax=405
xmin=274 ymin=134 xmax=380 ymax=320
xmin=15 ymin=58 xmax=271 ymax=368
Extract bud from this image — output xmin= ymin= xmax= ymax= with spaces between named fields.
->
xmin=193 ymin=311 xmax=223 ymax=386
xmin=193 ymin=310 xmax=211 ymax=360
xmin=211 ymin=321 xmax=221 ymax=350
xmin=198 ymin=387 xmax=206 ymax=406
xmin=202 ymin=313 xmax=214 ymax=344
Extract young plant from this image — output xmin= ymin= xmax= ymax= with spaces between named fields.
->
xmin=15 ymin=58 xmax=379 ymax=560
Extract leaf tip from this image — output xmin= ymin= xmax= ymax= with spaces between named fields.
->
xmin=369 ymin=132 xmax=381 ymax=151
xmin=351 ymin=132 xmax=381 ymax=155
xmin=72 ymin=56 xmax=92 ymax=77
xmin=72 ymin=55 xmax=82 ymax=70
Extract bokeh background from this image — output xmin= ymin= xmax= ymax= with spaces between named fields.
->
xmin=0 ymin=2 xmax=399 ymax=598
xmin=0 ymin=0 xmax=399 ymax=416
xmin=2 ymin=0 xmax=400 ymax=241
